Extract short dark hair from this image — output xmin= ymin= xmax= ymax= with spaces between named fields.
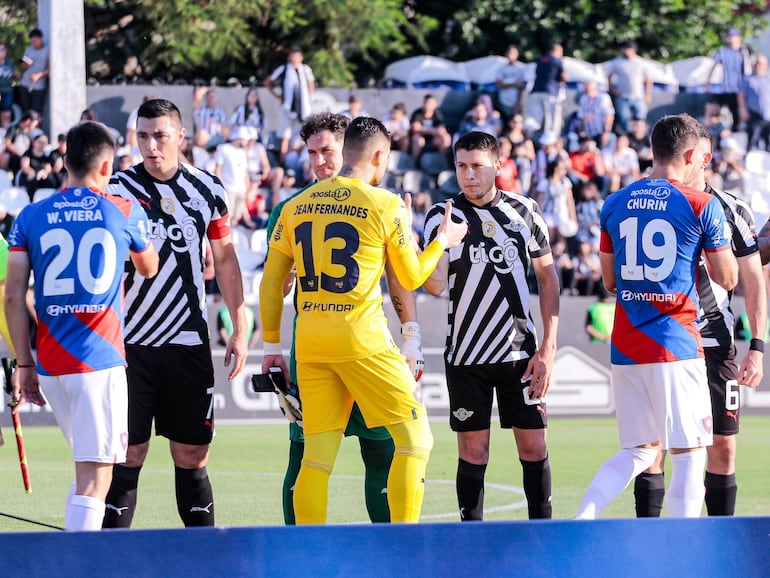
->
xmin=650 ymin=114 xmax=700 ymax=162
xmin=342 ymin=116 xmax=390 ymax=158
xmin=29 ymin=29 xmax=43 ymax=39
xmin=137 ymin=98 xmax=182 ymax=128
xmin=65 ymin=122 xmax=115 ymax=179
xmin=299 ymin=112 xmax=349 ymax=143
xmin=454 ymin=130 xmax=499 ymax=159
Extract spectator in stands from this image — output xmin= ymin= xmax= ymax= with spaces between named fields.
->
xmin=502 ymin=114 xmax=536 ymax=156
xmin=535 ymin=156 xmax=576 ymax=248
xmin=602 ymin=133 xmax=640 ymax=194
xmin=381 ymin=102 xmax=410 ymax=152
xmin=708 ymin=27 xmax=753 ymax=132
xmin=193 ymin=87 xmax=228 ymax=139
xmin=574 ymin=179 xmax=602 ymax=254
xmin=568 ymin=135 xmax=607 ymax=196
xmin=4 ymin=111 xmax=38 ymax=175
xmin=382 ymin=102 xmax=410 ymax=152
xmin=265 ymin=48 xmax=315 ymax=163
xmin=573 ymin=81 xmax=615 ymax=150
xmin=17 ymin=130 xmax=61 ymax=200
xmin=0 ymin=44 xmax=16 ymax=116
xmin=456 ymin=99 xmax=502 ymax=140
xmin=739 ymin=54 xmax=770 ymax=152
xmin=230 ymin=87 xmax=264 ymax=133
xmin=341 ymin=94 xmax=368 ymax=120
xmin=514 ymin=140 xmax=534 ymax=195
xmin=80 ymin=108 xmax=99 ymax=122
xmin=605 ymin=40 xmax=652 ymax=134
xmin=496 ymin=44 xmax=528 ymax=119
xmin=409 ymin=93 xmax=451 ymax=162
xmin=17 ymin=29 xmax=48 ymax=117
xmin=215 ymin=125 xmax=251 ymax=227
xmin=411 ymin=190 xmax=432 ymax=245
xmin=495 ymin=136 xmax=521 ymax=194
xmin=244 ymin=126 xmax=284 ymax=212
xmin=627 ymin=117 xmax=653 ymax=173
xmin=533 ymin=131 xmax=569 ymax=191
xmin=714 ymin=135 xmax=746 ymax=198
xmin=571 ymin=236 xmax=602 ymax=296
xmin=525 ymin=42 xmax=567 ymax=138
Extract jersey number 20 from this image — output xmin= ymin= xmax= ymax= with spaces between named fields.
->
xmin=41 ymin=228 xmax=118 ymax=296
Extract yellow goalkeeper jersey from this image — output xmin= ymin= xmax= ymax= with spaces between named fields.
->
xmin=266 ymin=175 xmax=441 ymax=363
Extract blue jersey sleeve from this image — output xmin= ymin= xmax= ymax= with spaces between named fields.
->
xmin=127 ymin=198 xmax=152 ymax=253
xmin=701 ymin=196 xmax=731 ymax=252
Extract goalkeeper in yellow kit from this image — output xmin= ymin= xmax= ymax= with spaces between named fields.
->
xmin=260 ymin=117 xmax=468 ymax=523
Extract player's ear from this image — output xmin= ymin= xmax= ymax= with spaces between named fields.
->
xmin=683 ymin=148 xmax=695 ymax=164
xmin=100 ymin=158 xmax=112 ymax=177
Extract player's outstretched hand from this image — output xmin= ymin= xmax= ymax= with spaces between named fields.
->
xmin=439 ymin=201 xmax=468 ymax=248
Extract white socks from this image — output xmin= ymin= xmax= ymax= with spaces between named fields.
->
xmin=64 ymin=494 xmax=106 ymax=531
xmin=576 ymin=447 xmax=659 ymax=519
xmin=667 ymin=449 xmax=707 ymax=517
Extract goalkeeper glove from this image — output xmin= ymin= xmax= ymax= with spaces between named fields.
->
xmin=401 ymin=322 xmax=424 ymax=382
xmin=268 ymin=368 xmax=303 ymax=427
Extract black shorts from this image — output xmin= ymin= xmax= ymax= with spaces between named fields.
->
xmin=126 ymin=343 xmax=216 ymax=446
xmin=446 ymin=360 xmax=548 ymax=432
xmin=705 ymin=345 xmax=740 ymax=436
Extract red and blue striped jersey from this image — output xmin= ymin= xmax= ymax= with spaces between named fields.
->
xmin=8 ymin=187 xmax=152 ymax=376
xmin=600 ymin=178 xmax=732 ymax=365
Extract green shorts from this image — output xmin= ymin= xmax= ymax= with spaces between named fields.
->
xmin=287 ymin=403 xmax=391 ymax=443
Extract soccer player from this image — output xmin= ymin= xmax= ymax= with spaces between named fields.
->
xmin=633 ymin=124 xmax=766 ymax=517
xmin=576 ymin=114 xmax=738 ymax=519
xmin=260 ymin=116 xmax=467 ymax=524
xmin=422 ymin=131 xmax=559 ymax=521
xmin=102 ymin=99 xmax=249 ymax=528
xmin=266 ymin=112 xmax=424 ymax=524
xmin=5 ymin=121 xmax=158 ymax=530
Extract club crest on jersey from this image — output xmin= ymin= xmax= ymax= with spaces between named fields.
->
xmin=482 ymin=221 xmax=496 ymax=237
xmin=160 ymin=198 xmax=175 ymax=214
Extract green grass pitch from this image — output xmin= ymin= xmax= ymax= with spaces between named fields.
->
xmin=1 ymin=416 xmax=769 ymax=531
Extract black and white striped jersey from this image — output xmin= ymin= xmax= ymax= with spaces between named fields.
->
xmin=697 ymin=183 xmax=758 ymax=347
xmin=424 ymin=190 xmax=551 ymax=366
xmin=107 ymin=162 xmax=230 ymax=347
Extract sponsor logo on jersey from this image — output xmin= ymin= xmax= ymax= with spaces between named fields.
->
xmin=452 ymin=408 xmax=474 ymax=421
xmin=468 ymin=238 xmax=520 ymax=273
xmin=149 ymin=217 xmax=199 ymax=251
xmin=46 ymin=303 xmax=107 ymax=317
xmin=183 ymin=198 xmax=206 ymax=211
xmin=309 ymin=187 xmax=351 ymax=201
xmin=301 ymin=301 xmax=354 ymax=312
xmin=619 ymin=290 xmax=676 ymax=303
xmin=630 ymin=185 xmax=671 ymax=199
xmin=53 ymin=196 xmax=99 ymax=210
xmin=482 ymin=221 xmax=496 ymax=237
xmin=160 ymin=197 xmax=175 ymax=215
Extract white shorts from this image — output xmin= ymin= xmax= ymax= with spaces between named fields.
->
xmin=39 ymin=366 xmax=129 ymax=464
xmin=612 ymin=359 xmax=713 ymax=450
